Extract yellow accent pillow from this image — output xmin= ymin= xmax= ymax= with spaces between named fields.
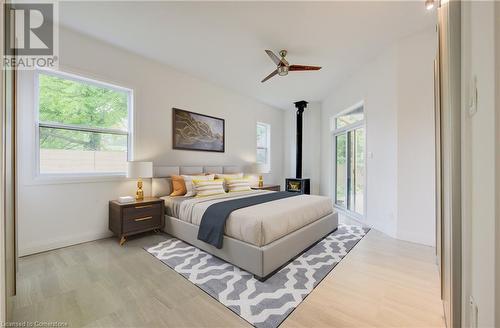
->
xmin=226 ymin=177 xmax=252 ymax=192
xmin=215 ymin=173 xmax=244 ymax=191
xmin=193 ymin=179 xmax=226 ymax=197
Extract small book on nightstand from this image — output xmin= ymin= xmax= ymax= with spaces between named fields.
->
xmin=117 ymin=196 xmax=135 ymax=204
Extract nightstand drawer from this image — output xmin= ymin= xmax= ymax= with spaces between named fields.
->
xmin=123 ymin=203 xmax=162 ymax=220
xmin=123 ymin=214 xmax=161 ymax=233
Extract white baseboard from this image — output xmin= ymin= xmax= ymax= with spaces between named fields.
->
xmin=19 ymin=231 xmax=114 ymax=257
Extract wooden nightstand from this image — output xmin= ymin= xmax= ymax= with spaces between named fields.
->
xmin=251 ymin=184 xmax=281 ymax=192
xmin=109 ymin=197 xmax=164 ymax=245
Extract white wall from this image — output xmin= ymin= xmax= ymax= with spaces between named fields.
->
xmin=320 ymin=46 xmax=399 ymax=237
xmin=320 ymin=27 xmax=437 ymax=246
xmin=396 ymin=28 xmax=437 ymax=246
xmin=283 ymin=108 xmax=295 ymax=181
xmin=17 ymin=27 xmax=285 ymax=256
xmin=461 ymin=2 xmax=497 ymax=327
xmin=302 ymin=102 xmax=322 ymax=195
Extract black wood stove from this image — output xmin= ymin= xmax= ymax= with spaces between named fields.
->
xmin=285 ymin=100 xmax=310 ymax=194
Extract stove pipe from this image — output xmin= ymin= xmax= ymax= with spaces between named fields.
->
xmin=294 ymin=100 xmax=308 ymax=179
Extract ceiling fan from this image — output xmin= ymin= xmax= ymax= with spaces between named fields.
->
xmin=261 ymin=50 xmax=321 ymax=83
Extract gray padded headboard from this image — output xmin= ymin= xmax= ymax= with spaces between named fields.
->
xmin=153 ymin=165 xmax=246 ymax=178
xmin=151 ymin=165 xmax=248 ymax=197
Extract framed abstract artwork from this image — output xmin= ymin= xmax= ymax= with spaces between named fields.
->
xmin=172 ymin=108 xmax=225 ymax=152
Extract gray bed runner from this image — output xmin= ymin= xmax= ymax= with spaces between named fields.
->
xmin=197 ymin=191 xmax=298 ymax=249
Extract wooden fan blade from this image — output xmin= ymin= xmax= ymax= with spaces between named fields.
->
xmin=265 ymin=50 xmax=281 ymax=65
xmin=261 ymin=69 xmax=278 ymax=83
xmin=289 ymin=65 xmax=322 ymax=71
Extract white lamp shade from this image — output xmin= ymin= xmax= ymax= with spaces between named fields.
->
xmin=253 ymin=163 xmax=270 ymax=174
xmin=127 ymin=161 xmax=153 ymax=178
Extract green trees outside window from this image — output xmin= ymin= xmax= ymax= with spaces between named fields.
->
xmin=37 ymin=72 xmax=131 ymax=174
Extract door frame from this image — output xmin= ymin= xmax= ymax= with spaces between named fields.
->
xmin=1 ymin=2 xmax=18 ymax=321
xmin=0 ymin=0 xmax=5 ymax=321
xmin=437 ymin=1 xmax=462 ymax=327
xmin=330 ymin=101 xmax=367 ymax=220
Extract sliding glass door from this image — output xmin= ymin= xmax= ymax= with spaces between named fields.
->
xmin=333 ymin=104 xmax=365 ymax=217
xmin=335 ymin=134 xmax=347 ymax=207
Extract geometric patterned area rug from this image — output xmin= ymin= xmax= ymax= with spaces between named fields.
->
xmin=145 ymin=224 xmax=369 ymax=328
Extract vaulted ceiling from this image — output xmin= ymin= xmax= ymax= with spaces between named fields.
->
xmin=59 ymin=1 xmax=436 ymax=109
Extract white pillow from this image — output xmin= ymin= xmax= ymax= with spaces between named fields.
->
xmin=226 ymin=177 xmax=252 ymax=192
xmin=182 ymin=174 xmax=214 ymax=196
xmin=193 ymin=179 xmax=226 ymax=197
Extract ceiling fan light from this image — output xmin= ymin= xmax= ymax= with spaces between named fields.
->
xmin=277 ymin=66 xmax=288 ymax=76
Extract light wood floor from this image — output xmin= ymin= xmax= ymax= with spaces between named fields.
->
xmin=12 ymin=217 xmax=445 ymax=327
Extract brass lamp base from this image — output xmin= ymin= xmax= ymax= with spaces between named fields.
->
xmin=135 ymin=177 xmax=144 ymax=200
xmin=258 ymin=175 xmax=264 ymax=188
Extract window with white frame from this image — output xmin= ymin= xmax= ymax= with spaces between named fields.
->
xmin=256 ymin=122 xmax=271 ymax=168
xmin=36 ymin=70 xmax=133 ymax=175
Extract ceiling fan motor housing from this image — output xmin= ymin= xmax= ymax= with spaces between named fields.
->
xmin=277 ymin=65 xmax=289 ymax=76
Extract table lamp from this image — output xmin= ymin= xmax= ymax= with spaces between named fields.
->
xmin=253 ymin=163 xmax=269 ymax=188
xmin=127 ymin=161 xmax=153 ymax=200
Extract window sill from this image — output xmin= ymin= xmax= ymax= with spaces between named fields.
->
xmin=27 ymin=173 xmax=131 ymax=186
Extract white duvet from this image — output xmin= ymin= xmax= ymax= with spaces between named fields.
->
xmin=162 ymin=190 xmax=334 ymax=247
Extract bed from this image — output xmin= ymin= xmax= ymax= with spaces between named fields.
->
xmin=152 ymin=165 xmax=338 ymax=280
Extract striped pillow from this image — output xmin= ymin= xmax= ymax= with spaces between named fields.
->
xmin=193 ymin=179 xmax=226 ymax=197
xmin=182 ymin=174 xmax=215 ymax=197
xmin=215 ymin=173 xmax=244 ymax=190
xmin=226 ymin=177 xmax=252 ymax=192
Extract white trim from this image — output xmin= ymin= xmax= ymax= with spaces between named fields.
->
xmin=127 ymin=86 xmax=134 ymax=161
xmin=31 ymin=173 xmax=129 ymax=186
xmin=335 ymin=206 xmax=367 ymax=226
xmin=337 ymin=100 xmax=365 ymax=118
xmin=332 ymin=120 xmax=364 ymax=135
xmin=34 ymin=70 xmax=40 ymax=176
xmin=33 ymin=69 xmax=134 ymax=179
xmin=0 ymin=0 xmax=6 ymax=318
xmin=19 ymin=230 xmax=114 ymax=257
xmin=38 ymin=122 xmax=128 ymax=135
xmin=331 ymin=100 xmax=365 ymax=133
xmin=36 ymin=68 xmax=132 ymax=94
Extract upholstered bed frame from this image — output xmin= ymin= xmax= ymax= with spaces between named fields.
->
xmin=152 ymin=165 xmax=338 ymax=280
